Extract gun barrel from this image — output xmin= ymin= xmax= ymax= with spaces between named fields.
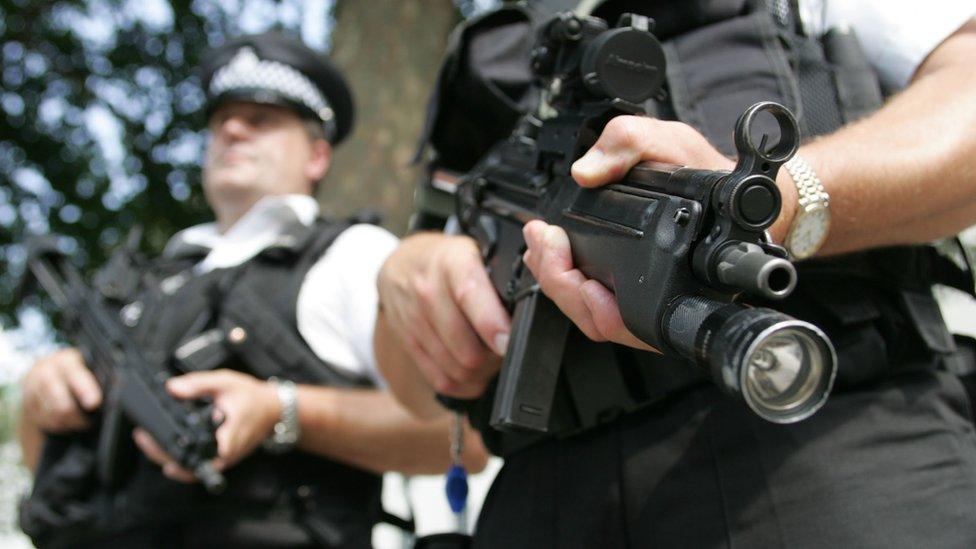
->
xmin=714 ymin=241 xmax=796 ymax=299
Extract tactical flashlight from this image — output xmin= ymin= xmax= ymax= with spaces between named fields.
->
xmin=664 ymin=296 xmax=837 ymax=423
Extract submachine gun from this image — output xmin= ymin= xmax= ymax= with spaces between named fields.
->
xmin=454 ymin=12 xmax=838 ymax=433
xmin=22 ymin=235 xmax=225 ymax=492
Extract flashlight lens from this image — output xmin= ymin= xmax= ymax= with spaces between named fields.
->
xmin=744 ymin=327 xmax=826 ymax=416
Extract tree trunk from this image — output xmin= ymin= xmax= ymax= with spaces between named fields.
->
xmin=323 ymin=0 xmax=458 ymax=235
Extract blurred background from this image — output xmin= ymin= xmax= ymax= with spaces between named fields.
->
xmin=0 ymin=0 xmax=503 ymax=546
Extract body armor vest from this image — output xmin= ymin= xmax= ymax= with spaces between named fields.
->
xmin=433 ymin=0 xmax=972 ymax=457
xmin=23 ymin=217 xmax=382 ymax=548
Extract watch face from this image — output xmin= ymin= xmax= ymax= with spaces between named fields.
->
xmin=788 ymin=206 xmax=830 ymax=259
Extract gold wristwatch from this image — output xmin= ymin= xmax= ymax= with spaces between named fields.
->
xmin=783 ymin=155 xmax=830 ymax=260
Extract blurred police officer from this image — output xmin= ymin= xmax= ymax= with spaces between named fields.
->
xmin=377 ymin=1 xmax=976 ymax=547
xmin=18 ymin=32 xmax=486 ymax=548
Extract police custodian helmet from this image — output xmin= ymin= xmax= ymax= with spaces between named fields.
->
xmin=200 ymin=32 xmax=355 ymax=145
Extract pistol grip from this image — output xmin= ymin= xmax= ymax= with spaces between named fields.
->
xmin=490 ymin=287 xmax=569 ymax=433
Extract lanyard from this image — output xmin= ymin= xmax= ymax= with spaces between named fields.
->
xmin=446 ymin=411 xmax=469 ymax=533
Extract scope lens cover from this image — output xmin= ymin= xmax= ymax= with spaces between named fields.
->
xmin=580 ymin=27 xmax=666 ymax=104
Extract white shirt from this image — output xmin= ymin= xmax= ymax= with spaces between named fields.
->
xmin=164 ymin=195 xmax=398 ymax=385
xmin=797 ymin=1 xmax=975 ymax=91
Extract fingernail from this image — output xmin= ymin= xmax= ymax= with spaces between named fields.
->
xmin=81 ymin=391 xmax=100 ymax=409
xmin=493 ymin=333 xmax=510 ymax=356
xmin=572 ymin=149 xmax=603 ymax=180
xmin=543 ymin=225 xmax=562 ymax=248
xmin=167 ymin=379 xmax=185 ymax=393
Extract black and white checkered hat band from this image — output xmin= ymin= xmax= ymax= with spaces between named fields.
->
xmin=210 ymin=47 xmax=337 ymax=140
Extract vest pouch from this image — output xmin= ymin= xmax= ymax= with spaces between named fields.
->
xmin=820 ymin=27 xmax=884 ymax=123
xmin=788 ymin=276 xmax=952 ymax=390
xmin=779 ymin=23 xmax=884 ymax=140
xmin=662 ymin=9 xmax=801 ymax=155
xmin=791 ymin=278 xmax=890 ymax=389
xmin=898 ymin=287 xmax=957 ymax=355
xmin=948 ymin=335 xmax=976 ymax=423
xmin=559 ymin=337 xmax=704 ymax=439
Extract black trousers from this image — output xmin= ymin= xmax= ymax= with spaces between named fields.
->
xmin=474 ymin=370 xmax=976 ymax=548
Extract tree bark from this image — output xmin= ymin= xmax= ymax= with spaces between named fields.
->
xmin=324 ymin=0 xmax=458 ymax=235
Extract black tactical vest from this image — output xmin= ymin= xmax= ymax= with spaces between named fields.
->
xmin=425 ymin=0 xmax=973 ymax=457
xmin=23 ymin=217 xmax=382 ymax=548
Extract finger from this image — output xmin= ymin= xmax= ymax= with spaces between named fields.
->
xmin=578 ymin=280 xmax=657 ymax=352
xmin=210 ymin=456 xmax=228 ymax=472
xmin=61 ymin=355 xmax=102 ymax=411
xmin=166 ymin=370 xmax=235 ymax=399
xmin=443 ymin=241 xmax=512 ymax=357
xmin=412 ymin=309 xmax=495 ymax=391
xmin=411 ymin=260 xmax=490 ymax=375
xmin=521 ymin=221 xmax=546 ymax=272
xmin=405 ymin=330 xmax=488 ymax=399
xmin=212 ymin=411 xmax=253 ymax=469
xmin=524 ymin=223 xmax=606 ymax=342
xmin=133 ymin=429 xmax=197 ymax=483
xmin=132 ymin=428 xmax=173 ymax=467
xmin=430 ymin=272 xmax=496 ymax=367
xmin=39 ymin=372 xmax=90 ymax=431
xmin=162 ymin=462 xmax=198 ymax=483
xmin=572 ymin=115 xmax=658 ymax=187
xmin=212 ymin=407 xmax=226 ymax=427
xmin=215 ymin=420 xmax=239 ymax=465
xmin=573 ymin=117 xmax=726 ymax=188
xmin=386 ymin=262 xmax=496 ymax=389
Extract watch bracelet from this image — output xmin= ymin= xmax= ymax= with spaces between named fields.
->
xmin=264 ymin=377 xmax=300 ymax=451
xmin=784 ymin=155 xmax=829 ymax=208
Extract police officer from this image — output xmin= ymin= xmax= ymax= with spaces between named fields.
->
xmin=376 ymin=1 xmax=976 ymax=547
xmin=18 ymin=32 xmax=487 ymax=548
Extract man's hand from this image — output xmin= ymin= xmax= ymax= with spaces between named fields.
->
xmin=132 ymin=369 xmax=280 ymax=483
xmin=21 ymin=348 xmax=102 ymax=433
xmin=570 ymin=116 xmax=733 ymax=186
xmin=377 ymin=232 xmax=510 ymax=399
xmin=523 ymin=116 xmax=733 ymax=351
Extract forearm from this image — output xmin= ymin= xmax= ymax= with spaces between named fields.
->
xmin=17 ymin=413 xmax=44 ymax=473
xmin=769 ymin=22 xmax=976 ymax=254
xmin=295 ymin=384 xmax=488 ymax=475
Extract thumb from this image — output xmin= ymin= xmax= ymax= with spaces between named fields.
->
xmin=166 ymin=370 xmax=233 ymax=399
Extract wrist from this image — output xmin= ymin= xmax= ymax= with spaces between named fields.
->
xmin=262 ymin=378 xmax=301 ymax=453
xmin=259 ymin=381 xmax=283 ymax=435
xmin=780 ymin=152 xmax=832 ymax=259
xmin=769 ymin=168 xmax=799 ymax=245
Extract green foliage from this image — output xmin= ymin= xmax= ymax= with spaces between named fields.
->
xmin=0 ymin=385 xmax=14 ymax=443
xmin=0 ymin=0 xmax=314 ymax=323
